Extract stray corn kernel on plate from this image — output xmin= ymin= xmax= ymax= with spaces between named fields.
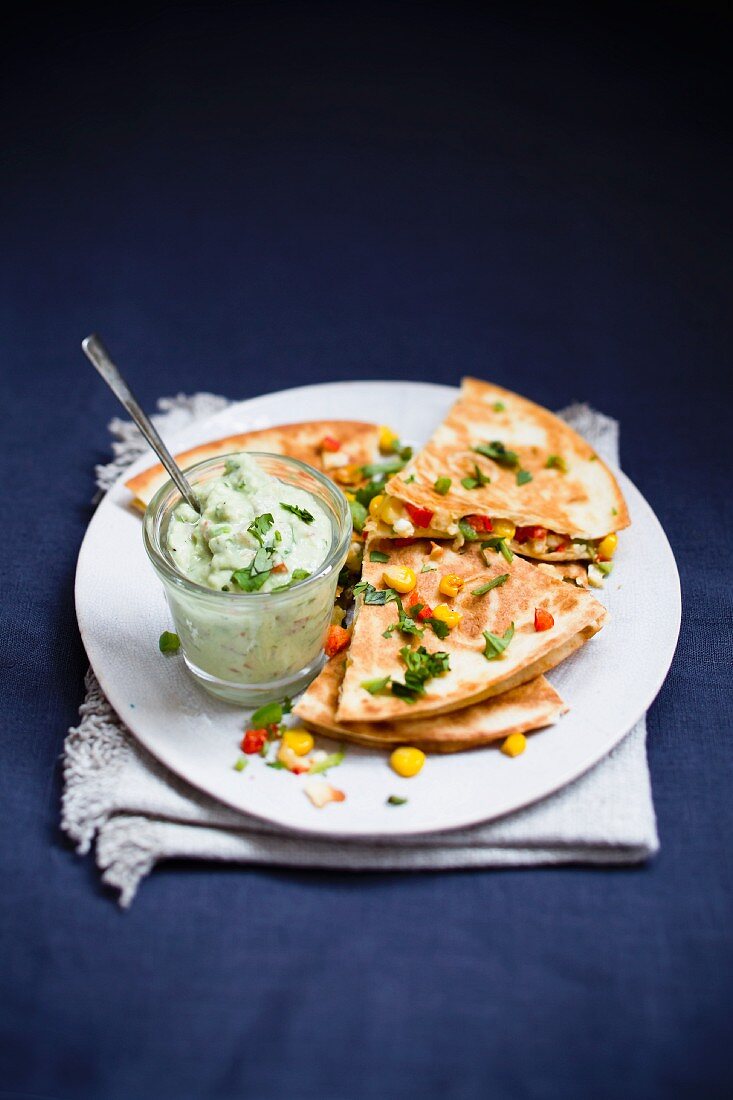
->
xmin=75 ymin=381 xmax=680 ymax=838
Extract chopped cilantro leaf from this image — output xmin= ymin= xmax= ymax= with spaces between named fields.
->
xmin=292 ymin=568 xmax=311 ymax=581
xmin=434 ymin=476 xmax=452 ymax=495
xmin=389 ymin=645 xmax=450 ymax=701
xmin=231 ymin=560 xmax=272 ymax=591
xmin=233 ymin=756 xmax=248 ymax=772
xmin=248 ymin=512 xmax=274 ymax=545
xmin=354 ymin=580 xmax=399 ymax=605
xmin=492 ymin=401 xmax=506 ymax=412
xmin=426 ymin=617 xmax=450 ymax=639
xmin=266 ymin=760 xmax=286 ymax=770
xmin=369 ymin=550 xmax=390 ymax=563
xmin=420 ymin=563 xmax=437 ymax=573
xmin=405 ymin=474 xmax=416 ymax=484
xmin=611 ymin=507 xmax=618 ymax=516
xmin=158 ymin=631 xmax=180 ymax=654
xmin=545 ymin=454 xmax=568 ymax=473
xmin=516 ymin=469 xmax=533 ymax=486
xmin=471 ymin=574 xmax=509 ymax=596
xmin=280 ymin=502 xmax=314 ymax=524
xmin=387 ymin=795 xmax=408 ymax=806
xmin=482 ymin=623 xmax=515 ymax=660
xmin=250 ymin=698 xmax=291 ymax=728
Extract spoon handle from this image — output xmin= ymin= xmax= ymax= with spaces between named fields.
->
xmin=82 ymin=333 xmax=200 ymax=512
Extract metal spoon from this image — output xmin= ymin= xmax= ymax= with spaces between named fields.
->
xmin=82 ymin=333 xmax=201 ymax=513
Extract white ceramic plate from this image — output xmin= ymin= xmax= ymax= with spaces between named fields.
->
xmin=75 ymin=382 xmax=680 ymax=838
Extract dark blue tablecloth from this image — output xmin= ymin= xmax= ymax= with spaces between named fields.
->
xmin=2 ymin=4 xmax=731 ymax=1097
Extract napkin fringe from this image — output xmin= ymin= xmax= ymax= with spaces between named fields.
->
xmin=96 ymin=816 xmax=161 ymax=908
xmin=62 ymin=670 xmax=133 ymax=855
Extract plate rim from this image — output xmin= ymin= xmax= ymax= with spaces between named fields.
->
xmin=75 ymin=380 xmax=681 ymax=839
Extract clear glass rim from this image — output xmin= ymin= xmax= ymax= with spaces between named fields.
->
xmin=143 ymin=451 xmax=352 ymax=602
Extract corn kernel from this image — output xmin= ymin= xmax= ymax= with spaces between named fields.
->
xmin=390 ymin=746 xmax=426 ymax=777
xmin=379 ymin=496 xmax=403 ymax=525
xmin=379 ymin=426 xmax=399 ymax=453
xmin=439 ymin=573 xmax=464 ymax=598
xmin=491 ymin=519 xmax=516 ymax=540
xmin=368 ymin=494 xmax=385 ymax=518
xmin=334 ymin=464 xmax=362 ymax=486
xmin=597 ymin=533 xmax=618 ymax=560
xmin=432 ymin=604 xmax=462 ymax=628
xmin=501 ymin=732 xmax=527 ymax=758
xmin=283 ymin=729 xmax=315 ymax=756
xmin=345 ymin=540 xmax=363 ymax=571
xmin=382 ymin=566 xmax=416 ymax=594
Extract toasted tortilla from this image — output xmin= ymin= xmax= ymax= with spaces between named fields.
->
xmin=336 ymin=536 xmax=607 ymax=722
xmin=125 ymin=420 xmax=380 ymax=511
xmin=295 ymin=655 xmax=568 ymax=752
xmin=534 ymin=562 xmax=589 ymax=588
xmin=376 ymin=377 xmax=629 ymax=560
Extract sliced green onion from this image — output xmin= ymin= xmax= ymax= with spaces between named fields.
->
xmin=471 ymin=574 xmax=509 ymax=596
xmin=158 ymin=631 xmax=180 ymax=654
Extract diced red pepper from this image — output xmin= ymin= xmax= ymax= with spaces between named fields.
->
xmin=515 ymin=525 xmax=546 ymax=543
xmin=325 ymin=624 xmax=350 ymax=657
xmin=553 ymin=542 xmax=568 ymax=553
xmin=241 ymin=728 xmax=268 ymax=754
xmin=534 ymin=607 xmax=555 ymax=632
xmin=404 ymin=503 xmax=435 ymax=528
xmin=393 ymin=537 xmax=417 ymax=546
xmin=465 ymin=514 xmax=493 ymax=533
xmin=417 ymin=604 xmax=434 ymax=621
xmin=271 ymin=562 xmax=288 ymax=573
xmin=321 ymin=435 xmax=341 ymax=452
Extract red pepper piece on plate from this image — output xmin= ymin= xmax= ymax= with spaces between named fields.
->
xmin=241 ymin=728 xmax=269 ymax=754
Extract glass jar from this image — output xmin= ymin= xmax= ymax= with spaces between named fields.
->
xmin=143 ymin=452 xmax=351 ymax=704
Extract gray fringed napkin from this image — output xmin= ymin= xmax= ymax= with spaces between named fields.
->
xmin=62 ymin=395 xmax=658 ymax=906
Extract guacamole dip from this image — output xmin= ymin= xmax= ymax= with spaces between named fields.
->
xmin=167 ymin=454 xmax=332 ymax=592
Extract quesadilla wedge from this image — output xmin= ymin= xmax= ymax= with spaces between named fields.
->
xmin=125 ymin=420 xmax=380 ymax=511
xmin=336 ymin=536 xmax=607 ymax=722
xmin=370 ymin=377 xmax=629 ymax=561
xmin=295 ymin=655 xmax=568 ymax=753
